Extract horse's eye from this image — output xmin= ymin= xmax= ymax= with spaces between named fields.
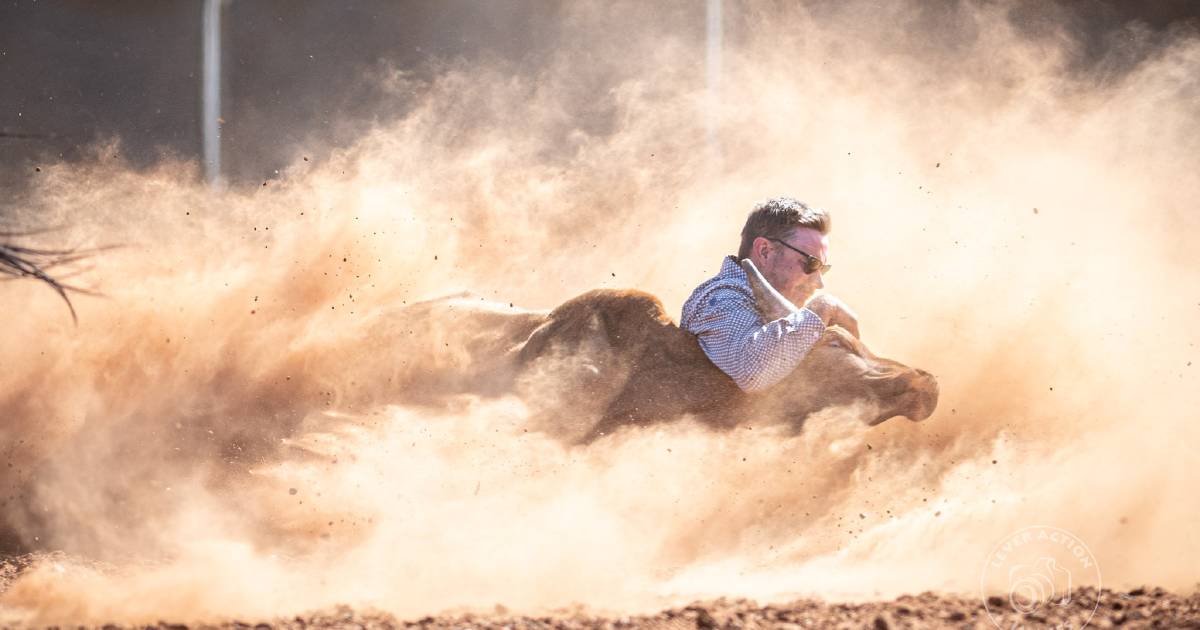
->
xmin=828 ymin=338 xmax=842 ymax=349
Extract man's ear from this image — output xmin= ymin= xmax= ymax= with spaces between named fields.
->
xmin=752 ymin=236 xmax=772 ymax=260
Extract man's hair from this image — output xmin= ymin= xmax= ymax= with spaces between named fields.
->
xmin=737 ymin=197 xmax=830 ymax=259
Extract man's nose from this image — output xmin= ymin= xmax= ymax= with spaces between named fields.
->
xmin=815 ymin=273 xmax=824 ymax=290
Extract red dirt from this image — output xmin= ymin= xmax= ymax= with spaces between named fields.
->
xmin=2 ymin=550 xmax=1197 ymax=630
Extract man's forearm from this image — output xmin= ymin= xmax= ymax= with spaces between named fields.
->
xmin=706 ymin=308 xmax=825 ymax=392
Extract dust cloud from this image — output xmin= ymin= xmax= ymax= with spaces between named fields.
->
xmin=1 ymin=1 xmax=1198 ymax=625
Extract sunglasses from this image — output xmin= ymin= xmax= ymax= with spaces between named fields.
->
xmin=768 ymin=238 xmax=832 ymax=274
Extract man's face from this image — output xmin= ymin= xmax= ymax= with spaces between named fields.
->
xmin=753 ymin=227 xmax=829 ymax=305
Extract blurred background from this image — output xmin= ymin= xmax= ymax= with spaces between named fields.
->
xmin=2 ymin=0 xmax=1198 ymax=200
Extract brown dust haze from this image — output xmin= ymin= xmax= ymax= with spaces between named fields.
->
xmin=1 ymin=1 xmax=1198 ymax=625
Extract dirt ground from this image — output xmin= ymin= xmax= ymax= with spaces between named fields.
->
xmin=138 ymin=591 xmax=1200 ymax=630
xmin=2 ymin=554 xmax=1198 ymax=630
xmin=210 ymin=590 xmax=1200 ymax=630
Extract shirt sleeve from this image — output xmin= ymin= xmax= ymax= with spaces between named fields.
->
xmin=686 ymin=287 xmax=826 ymax=392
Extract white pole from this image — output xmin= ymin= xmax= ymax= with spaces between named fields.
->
xmin=706 ymin=0 xmax=722 ymax=161
xmin=202 ymin=0 xmax=222 ymax=186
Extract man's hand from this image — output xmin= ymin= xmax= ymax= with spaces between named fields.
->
xmin=805 ymin=294 xmax=860 ymax=338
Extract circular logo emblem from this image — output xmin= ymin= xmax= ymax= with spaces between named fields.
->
xmin=980 ymin=525 xmax=1101 ymax=628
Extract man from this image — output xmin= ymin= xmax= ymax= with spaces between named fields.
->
xmin=680 ymin=197 xmax=859 ymax=392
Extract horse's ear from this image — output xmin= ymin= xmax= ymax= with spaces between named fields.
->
xmin=740 ymin=258 xmax=798 ymax=322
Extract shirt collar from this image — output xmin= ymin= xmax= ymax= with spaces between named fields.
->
xmin=719 ymin=255 xmax=748 ymax=284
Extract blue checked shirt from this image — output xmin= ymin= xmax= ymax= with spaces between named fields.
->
xmin=680 ymin=256 xmax=826 ymax=392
